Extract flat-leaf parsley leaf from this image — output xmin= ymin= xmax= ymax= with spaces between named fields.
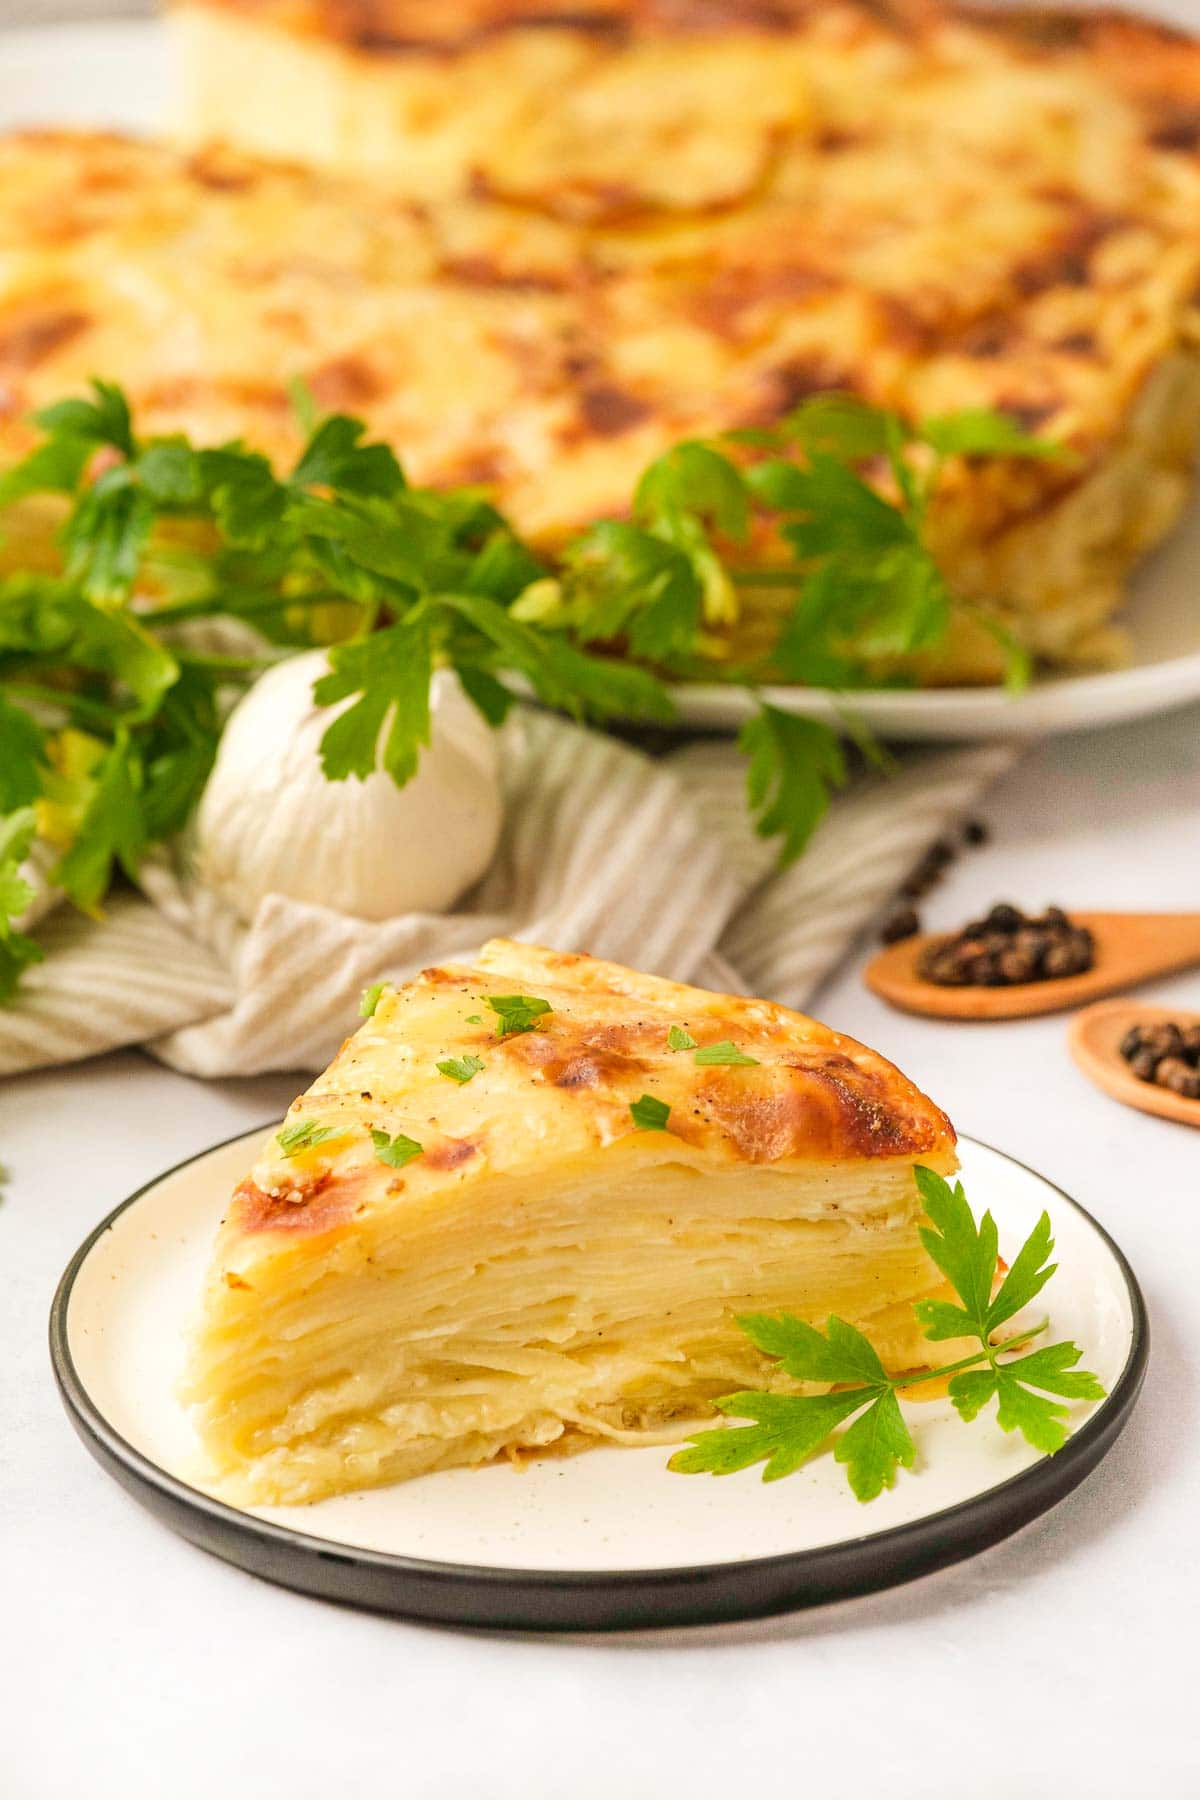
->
xmin=277 ymin=1120 xmax=339 ymax=1157
xmin=694 ymin=1040 xmax=759 ymax=1066
xmin=437 ymin=1054 xmax=485 ymax=1084
xmin=371 ymin=1128 xmax=424 ymax=1170
xmin=487 ymin=994 xmax=552 ymax=1036
xmin=630 ymin=1094 xmax=671 ymax=1131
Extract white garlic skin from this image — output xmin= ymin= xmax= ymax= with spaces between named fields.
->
xmin=194 ymin=651 xmax=502 ymax=924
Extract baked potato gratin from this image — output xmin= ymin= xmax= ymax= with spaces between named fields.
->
xmin=184 ymin=940 xmax=966 ymax=1505
xmin=169 ymin=0 xmax=1200 ymax=678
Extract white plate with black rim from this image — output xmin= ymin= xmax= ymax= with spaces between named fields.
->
xmin=4 ymin=18 xmax=1200 ymax=743
xmin=50 ymin=1128 xmax=1147 ymax=1632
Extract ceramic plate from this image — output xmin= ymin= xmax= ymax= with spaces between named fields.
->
xmin=50 ymin=1130 xmax=1146 ymax=1631
xmin=4 ymin=18 xmax=1200 ymax=742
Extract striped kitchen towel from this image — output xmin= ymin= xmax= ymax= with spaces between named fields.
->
xmin=0 ymin=709 xmax=1016 ymax=1078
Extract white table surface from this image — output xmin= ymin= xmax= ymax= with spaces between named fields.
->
xmin=5 ymin=700 xmax=1200 ymax=1799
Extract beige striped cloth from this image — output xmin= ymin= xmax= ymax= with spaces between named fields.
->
xmin=0 ymin=710 xmax=1016 ymax=1078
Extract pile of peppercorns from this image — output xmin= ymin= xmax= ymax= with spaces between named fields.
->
xmin=918 ymin=903 xmax=1096 ymax=987
xmin=1119 ymin=1021 xmax=1200 ymax=1100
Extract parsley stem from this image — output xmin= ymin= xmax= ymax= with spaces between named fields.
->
xmin=888 ymin=1319 xmax=1047 ymax=1391
xmin=172 ymin=649 xmax=289 ymax=672
xmin=146 ymin=590 xmax=356 ymax=624
xmin=729 ymin=569 xmax=808 ymax=589
xmin=1 ymin=681 xmax=124 ymax=728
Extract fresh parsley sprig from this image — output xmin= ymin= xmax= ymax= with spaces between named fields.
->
xmin=0 ymin=382 xmax=1064 ymax=1000
xmin=670 ymin=1165 xmax=1105 ymax=1500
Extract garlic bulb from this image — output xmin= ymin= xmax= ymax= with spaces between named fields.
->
xmin=194 ymin=652 xmax=503 ymax=924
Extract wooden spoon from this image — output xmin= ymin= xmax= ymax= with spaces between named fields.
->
xmin=865 ymin=912 xmax=1200 ymax=1020
xmin=1069 ymin=1000 xmax=1200 ymax=1129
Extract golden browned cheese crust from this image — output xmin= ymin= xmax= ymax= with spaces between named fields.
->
xmin=186 ymin=0 xmax=1200 ymax=60
xmin=219 ymin=940 xmax=955 ymax=1257
xmin=6 ymin=0 xmax=1200 ymax=675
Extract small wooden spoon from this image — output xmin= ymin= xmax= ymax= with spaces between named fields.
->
xmin=1069 ymin=1000 xmax=1200 ymax=1129
xmin=865 ymin=912 xmax=1200 ymax=1020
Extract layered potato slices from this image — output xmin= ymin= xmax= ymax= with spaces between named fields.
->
xmin=184 ymin=940 xmax=964 ymax=1505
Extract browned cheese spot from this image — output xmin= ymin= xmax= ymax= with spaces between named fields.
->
xmin=229 ymin=1173 xmax=366 ymax=1237
xmin=0 ymin=308 xmax=89 ymax=371
xmin=1149 ymin=108 xmax=1200 ymax=154
xmin=1012 ymin=209 xmax=1125 ymax=297
xmin=504 ymin=1017 xmax=651 ymax=1088
xmin=307 ymin=353 xmax=384 ymax=410
xmin=994 ymin=396 xmax=1059 ymax=432
xmin=691 ymin=1054 xmax=951 ymax=1163
xmin=439 ymin=254 xmax=572 ymax=293
xmin=423 ymin=1135 xmax=478 ymax=1170
xmin=575 ymin=384 xmax=652 ymax=436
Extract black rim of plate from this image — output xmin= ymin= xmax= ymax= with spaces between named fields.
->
xmin=49 ymin=1128 xmax=1148 ymax=1633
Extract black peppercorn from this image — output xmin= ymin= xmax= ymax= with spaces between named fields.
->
xmin=1156 ymin=1057 xmax=1200 ymax=1100
xmin=997 ymin=943 xmax=1040 ymax=983
xmin=880 ymin=905 xmax=921 ymax=945
xmin=1137 ymin=1023 xmax=1184 ymax=1061
xmin=962 ymin=818 xmax=989 ymax=847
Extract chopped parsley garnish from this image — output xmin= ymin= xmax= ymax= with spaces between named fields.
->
xmin=437 ymin=1054 xmax=485 ymax=1084
xmin=276 ymin=1120 xmax=339 ymax=1157
xmin=464 ymin=1014 xmax=483 ymax=1025
xmin=630 ymin=1094 xmax=671 ymax=1132
xmin=670 ymin=1165 xmax=1105 ymax=1501
xmin=487 ymin=994 xmax=552 ymax=1036
xmin=359 ymin=981 xmax=389 ymax=1018
xmin=370 ymin=1128 xmax=424 ymax=1170
xmin=694 ymin=1041 xmax=760 ymax=1066
xmin=667 ymin=1026 xmax=696 ymax=1051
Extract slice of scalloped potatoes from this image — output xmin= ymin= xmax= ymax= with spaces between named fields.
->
xmin=184 ymin=939 xmax=964 ymax=1504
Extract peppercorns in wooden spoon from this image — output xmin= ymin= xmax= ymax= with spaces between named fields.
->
xmin=1069 ymin=1002 xmax=1200 ymax=1128
xmin=865 ymin=909 xmax=1200 ymax=1020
